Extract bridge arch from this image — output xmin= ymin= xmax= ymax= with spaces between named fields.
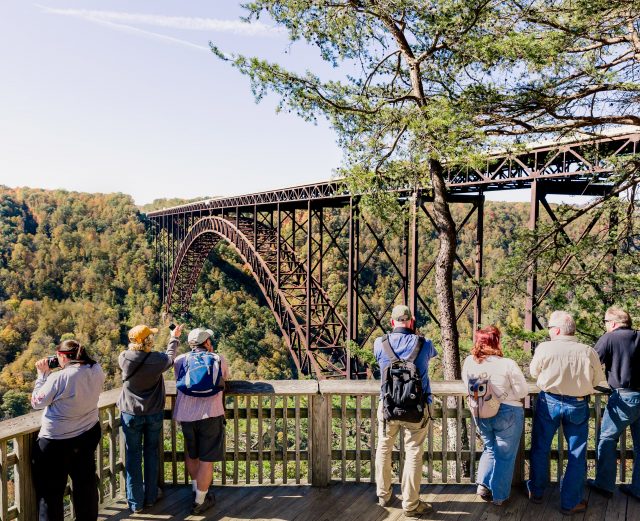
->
xmin=166 ymin=216 xmax=347 ymax=378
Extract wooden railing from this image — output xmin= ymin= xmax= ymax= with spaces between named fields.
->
xmin=0 ymin=381 xmax=628 ymax=520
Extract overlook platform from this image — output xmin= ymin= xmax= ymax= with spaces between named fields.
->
xmin=1 ymin=380 xmax=638 ymax=520
xmin=97 ymin=482 xmax=638 ymax=521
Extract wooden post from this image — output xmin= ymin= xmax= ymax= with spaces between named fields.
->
xmin=16 ymin=432 xmax=38 ymax=521
xmin=310 ymin=393 xmax=331 ymax=487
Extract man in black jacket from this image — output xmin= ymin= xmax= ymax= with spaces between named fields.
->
xmin=588 ymin=306 xmax=640 ymax=499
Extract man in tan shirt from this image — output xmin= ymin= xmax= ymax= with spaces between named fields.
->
xmin=527 ymin=311 xmax=606 ymax=516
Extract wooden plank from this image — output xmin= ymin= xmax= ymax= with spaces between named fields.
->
xmin=170 ymin=396 xmax=178 ymax=485
xmin=0 ymin=440 xmax=9 ymax=521
xmin=442 ymin=395 xmax=448 ymax=483
xmin=355 ymin=395 xmax=362 ymax=483
xmin=97 ymin=412 xmax=105 ymax=503
xmin=428 ymin=405 xmax=434 ymax=483
xmin=470 ymin=413 xmax=477 ymax=483
xmin=233 ymin=395 xmax=239 ymax=485
xmin=456 ymin=396 xmax=462 ymax=483
xmin=295 ymin=395 xmax=301 ymax=484
xmin=283 ymin=394 xmax=289 ymax=485
xmin=370 ymin=396 xmax=377 ymax=484
xmin=310 ymin=393 xmax=331 ymax=487
xmin=271 ymin=394 xmax=276 ymax=484
xmin=341 ymin=395 xmax=347 ymax=483
xmin=258 ymin=394 xmax=264 ymax=484
xmin=245 ymin=395 xmax=251 ymax=485
xmin=620 ymin=429 xmax=627 ymax=483
xmin=108 ymin=407 xmax=117 ymax=499
xmin=604 ymin=490 xmax=627 ymax=521
xmin=165 ymin=379 xmax=318 ymax=397
xmin=15 ymin=433 xmax=38 ymax=521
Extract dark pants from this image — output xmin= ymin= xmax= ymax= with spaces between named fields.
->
xmin=34 ymin=422 xmax=101 ymax=521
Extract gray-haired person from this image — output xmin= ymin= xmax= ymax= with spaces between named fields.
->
xmin=527 ymin=311 xmax=606 ymax=516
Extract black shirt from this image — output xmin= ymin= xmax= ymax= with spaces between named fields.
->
xmin=594 ymin=328 xmax=640 ymax=390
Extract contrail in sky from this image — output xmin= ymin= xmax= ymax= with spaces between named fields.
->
xmin=38 ymin=6 xmax=283 ymax=51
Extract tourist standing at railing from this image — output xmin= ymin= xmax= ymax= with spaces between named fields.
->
xmin=173 ymin=327 xmax=229 ymax=515
xmin=588 ymin=306 xmax=640 ymax=500
xmin=462 ymin=325 xmax=528 ymax=506
xmin=117 ymin=324 xmax=180 ymax=513
xmin=374 ymin=304 xmax=438 ymax=518
xmin=31 ymin=340 xmax=105 ymax=521
xmin=527 ymin=311 xmax=606 ymax=516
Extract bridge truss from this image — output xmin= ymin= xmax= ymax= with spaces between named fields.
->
xmin=148 ymin=131 xmax=639 ymax=379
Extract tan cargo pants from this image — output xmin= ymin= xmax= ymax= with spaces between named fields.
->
xmin=375 ymin=402 xmax=428 ymax=511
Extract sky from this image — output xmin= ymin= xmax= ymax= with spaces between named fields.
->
xmin=0 ymin=1 xmax=345 ymax=205
xmin=0 ymin=1 xmax=594 ymax=206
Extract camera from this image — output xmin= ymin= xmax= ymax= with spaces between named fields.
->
xmin=47 ymin=355 xmax=60 ymax=369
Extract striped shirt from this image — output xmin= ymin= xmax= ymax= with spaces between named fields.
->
xmin=172 ymin=349 xmax=229 ymax=423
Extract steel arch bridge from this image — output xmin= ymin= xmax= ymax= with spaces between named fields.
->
xmin=148 ymin=131 xmax=639 ymax=379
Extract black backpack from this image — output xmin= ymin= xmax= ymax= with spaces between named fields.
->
xmin=380 ymin=334 xmax=426 ymax=424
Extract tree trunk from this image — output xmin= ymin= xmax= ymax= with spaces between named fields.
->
xmin=430 ymin=159 xmax=461 ymax=380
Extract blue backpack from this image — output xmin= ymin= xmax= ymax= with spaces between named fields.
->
xmin=176 ymin=351 xmax=224 ymax=397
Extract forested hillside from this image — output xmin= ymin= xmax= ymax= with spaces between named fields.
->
xmin=0 ymin=187 xmax=291 ymax=418
xmin=1 ymin=186 xmax=634 ymax=418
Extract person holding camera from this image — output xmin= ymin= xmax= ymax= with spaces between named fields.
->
xmin=117 ymin=324 xmax=180 ymax=513
xmin=31 ymin=339 xmax=105 ymax=521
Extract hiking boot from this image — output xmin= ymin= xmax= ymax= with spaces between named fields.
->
xmin=619 ymin=484 xmax=640 ymax=500
xmin=560 ymin=500 xmax=587 ymax=516
xmin=476 ymin=484 xmax=492 ymax=502
xmin=404 ymin=500 xmax=433 ymax=518
xmin=587 ymin=479 xmax=613 ymax=499
xmin=192 ymin=491 xmax=216 ymax=515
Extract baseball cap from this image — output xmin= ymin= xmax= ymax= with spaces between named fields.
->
xmin=188 ymin=328 xmax=214 ymax=346
xmin=128 ymin=325 xmax=158 ymax=344
xmin=391 ymin=304 xmax=413 ymax=322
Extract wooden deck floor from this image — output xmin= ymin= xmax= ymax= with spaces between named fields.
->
xmin=97 ymin=482 xmax=640 ymax=521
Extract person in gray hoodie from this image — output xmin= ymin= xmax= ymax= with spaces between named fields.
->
xmin=117 ymin=324 xmax=180 ymax=513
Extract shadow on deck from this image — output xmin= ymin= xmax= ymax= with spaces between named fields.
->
xmin=97 ymin=482 xmax=640 ymax=521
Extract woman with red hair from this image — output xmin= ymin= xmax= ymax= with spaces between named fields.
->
xmin=462 ymin=326 xmax=528 ymax=506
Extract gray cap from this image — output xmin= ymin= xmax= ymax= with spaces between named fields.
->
xmin=187 ymin=328 xmax=214 ymax=346
xmin=391 ymin=304 xmax=412 ymax=322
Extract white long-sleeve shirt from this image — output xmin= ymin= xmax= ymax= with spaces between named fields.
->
xmin=462 ymin=355 xmax=528 ymax=407
xmin=32 ymin=363 xmax=105 ymax=439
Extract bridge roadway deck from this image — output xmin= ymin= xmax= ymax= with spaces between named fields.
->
xmin=97 ymin=482 xmax=638 ymax=521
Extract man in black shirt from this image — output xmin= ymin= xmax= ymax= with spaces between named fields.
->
xmin=587 ymin=306 xmax=640 ymax=499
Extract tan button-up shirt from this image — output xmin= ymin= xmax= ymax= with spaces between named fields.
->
xmin=530 ymin=335 xmax=606 ymax=396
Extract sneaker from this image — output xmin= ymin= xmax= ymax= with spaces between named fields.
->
xmin=129 ymin=506 xmax=144 ymax=514
xmin=404 ymin=500 xmax=433 ymax=518
xmin=526 ymin=481 xmax=543 ymax=504
xmin=378 ymin=496 xmax=392 ymax=507
xmin=619 ymin=484 xmax=640 ymax=500
xmin=560 ymin=500 xmax=587 ymax=516
xmin=492 ymin=499 xmax=506 ymax=506
xmin=587 ymin=479 xmax=613 ymax=499
xmin=192 ymin=491 xmax=216 ymax=515
xmin=477 ymin=484 xmax=492 ymax=502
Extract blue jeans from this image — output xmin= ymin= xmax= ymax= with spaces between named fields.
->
xmin=593 ymin=389 xmax=640 ymax=494
xmin=528 ymin=391 xmax=589 ymax=510
xmin=476 ymin=404 xmax=524 ymax=502
xmin=121 ymin=411 xmax=164 ymax=511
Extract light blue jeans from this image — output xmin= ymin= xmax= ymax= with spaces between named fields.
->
xmin=528 ymin=391 xmax=589 ymax=511
xmin=121 ymin=411 xmax=164 ymax=512
xmin=592 ymin=389 xmax=640 ymax=495
xmin=476 ymin=404 xmax=524 ymax=502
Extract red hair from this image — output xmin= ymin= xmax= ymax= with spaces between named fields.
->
xmin=471 ymin=326 xmax=503 ymax=363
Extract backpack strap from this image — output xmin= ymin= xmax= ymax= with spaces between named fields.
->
xmin=380 ymin=335 xmax=400 ymax=363
xmin=406 ymin=336 xmax=425 ymax=364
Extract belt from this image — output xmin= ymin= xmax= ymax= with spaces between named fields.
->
xmin=543 ymin=391 xmax=588 ymax=400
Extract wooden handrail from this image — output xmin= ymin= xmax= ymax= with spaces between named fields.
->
xmin=0 ymin=379 xmax=615 ymax=521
